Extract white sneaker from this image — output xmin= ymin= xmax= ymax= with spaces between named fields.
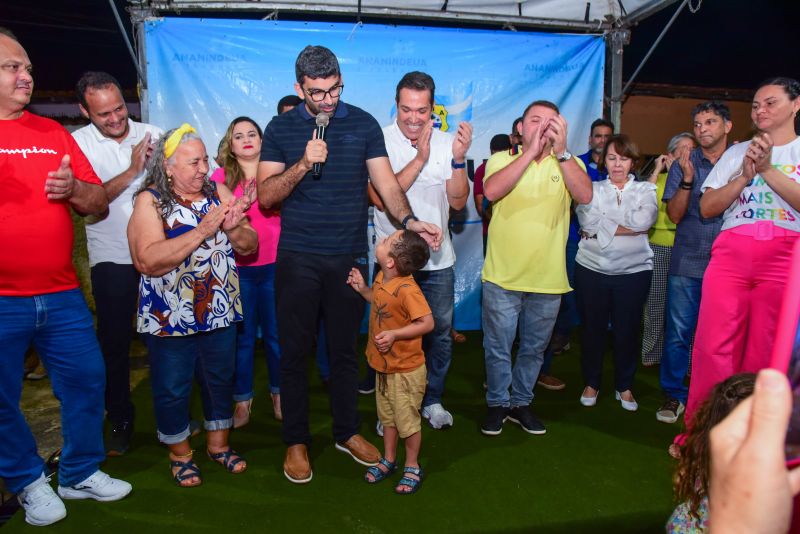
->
xmin=58 ymin=470 xmax=132 ymax=502
xmin=17 ymin=473 xmax=67 ymax=526
xmin=376 ymin=420 xmax=384 ymax=437
xmin=421 ymin=403 xmax=454 ymax=429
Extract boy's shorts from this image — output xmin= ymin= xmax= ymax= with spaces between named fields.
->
xmin=376 ymin=364 xmax=427 ymax=439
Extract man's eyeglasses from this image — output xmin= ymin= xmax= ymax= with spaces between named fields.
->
xmin=305 ymin=84 xmax=344 ymax=102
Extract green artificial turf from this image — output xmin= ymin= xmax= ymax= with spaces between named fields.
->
xmin=7 ymin=332 xmax=680 ymax=533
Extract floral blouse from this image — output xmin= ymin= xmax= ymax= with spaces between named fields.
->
xmin=666 ymin=496 xmax=708 ymax=533
xmin=136 ymin=184 xmax=243 ymax=336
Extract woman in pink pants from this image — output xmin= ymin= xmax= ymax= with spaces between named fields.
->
xmin=685 ymin=77 xmax=800 ymax=426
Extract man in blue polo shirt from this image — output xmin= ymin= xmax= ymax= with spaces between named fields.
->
xmin=656 ymin=101 xmax=730 ymax=426
xmin=257 ymin=45 xmax=442 ymax=484
xmin=577 ymin=118 xmax=614 ymax=182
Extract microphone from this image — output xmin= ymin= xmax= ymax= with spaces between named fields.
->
xmin=312 ymin=113 xmax=330 ymax=179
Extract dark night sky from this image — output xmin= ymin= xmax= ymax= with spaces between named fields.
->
xmin=2 ymin=0 xmax=796 ymax=93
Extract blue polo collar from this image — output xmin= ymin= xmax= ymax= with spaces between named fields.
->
xmin=297 ymin=101 xmax=349 ymax=121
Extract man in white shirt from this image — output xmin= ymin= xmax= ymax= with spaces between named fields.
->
xmin=72 ymin=71 xmax=163 ymax=456
xmin=369 ymin=71 xmax=472 ymax=428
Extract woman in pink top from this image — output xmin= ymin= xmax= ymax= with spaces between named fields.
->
xmin=211 ymin=116 xmax=282 ymax=425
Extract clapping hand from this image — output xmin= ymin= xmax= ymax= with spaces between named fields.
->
xmin=129 ymin=132 xmax=152 ymax=175
xmin=414 ymin=120 xmax=433 ymax=164
xmin=747 ymin=132 xmax=774 ymax=174
xmin=677 ymin=146 xmax=695 ymax=184
xmin=452 ymin=122 xmax=473 ymax=163
xmin=523 ymin=121 xmax=547 ymax=160
xmin=544 ymin=115 xmax=569 ymax=156
xmin=196 ymin=202 xmax=229 ymax=239
xmin=223 ymin=198 xmax=248 ymax=231
xmin=653 ymin=153 xmax=676 ymax=175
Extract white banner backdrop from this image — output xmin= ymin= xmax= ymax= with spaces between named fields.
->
xmin=144 ymin=18 xmax=605 ymax=329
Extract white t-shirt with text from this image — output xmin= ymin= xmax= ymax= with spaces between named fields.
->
xmin=701 ymin=136 xmax=800 ymax=233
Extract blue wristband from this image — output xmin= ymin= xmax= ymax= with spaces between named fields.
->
xmin=451 ymin=158 xmax=466 ymax=169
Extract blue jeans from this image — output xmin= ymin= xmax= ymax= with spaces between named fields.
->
xmin=0 ymin=289 xmax=105 ymax=493
xmin=482 ymin=282 xmax=561 ymax=407
xmin=146 ymin=326 xmax=236 ymax=444
xmin=660 ymin=275 xmax=702 ymax=403
xmin=553 ymin=238 xmax=580 ymax=336
xmin=414 ymin=266 xmax=454 ymax=408
xmin=541 ymin=240 xmax=579 ymax=376
xmin=235 ymin=264 xmax=281 ymax=399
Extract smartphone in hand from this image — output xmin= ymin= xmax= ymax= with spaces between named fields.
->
xmin=770 ymin=239 xmax=800 ymax=462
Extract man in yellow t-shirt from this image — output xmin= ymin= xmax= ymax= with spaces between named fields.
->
xmin=480 ymin=100 xmax=592 ymax=437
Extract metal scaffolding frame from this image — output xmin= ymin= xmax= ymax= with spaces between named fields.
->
xmin=125 ymin=0 xmax=682 ymax=126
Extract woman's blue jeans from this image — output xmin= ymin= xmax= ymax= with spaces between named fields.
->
xmin=235 ymin=264 xmax=281 ymax=400
xmin=146 ymin=325 xmax=236 ymax=444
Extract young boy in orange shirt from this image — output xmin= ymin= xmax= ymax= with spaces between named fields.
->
xmin=347 ymin=229 xmax=434 ymax=494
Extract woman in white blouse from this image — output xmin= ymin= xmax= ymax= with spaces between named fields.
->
xmin=574 ymin=134 xmax=658 ymax=411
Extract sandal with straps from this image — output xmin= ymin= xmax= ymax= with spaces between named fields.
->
xmin=394 ymin=465 xmax=424 ymax=494
xmin=364 ymin=457 xmax=397 ymax=484
xmin=170 ymin=457 xmax=202 ymax=487
xmin=207 ymin=448 xmax=247 ymax=474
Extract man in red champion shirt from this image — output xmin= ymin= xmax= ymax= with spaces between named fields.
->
xmin=0 ymin=27 xmax=132 ymax=527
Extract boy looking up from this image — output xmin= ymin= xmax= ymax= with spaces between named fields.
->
xmin=347 ymin=229 xmax=433 ymax=494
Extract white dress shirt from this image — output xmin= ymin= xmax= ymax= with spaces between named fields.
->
xmin=576 ymin=176 xmax=658 ymax=275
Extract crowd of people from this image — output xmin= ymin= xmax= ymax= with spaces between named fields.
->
xmin=3 ymin=22 xmax=800 ymax=531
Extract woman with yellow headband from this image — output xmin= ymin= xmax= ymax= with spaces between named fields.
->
xmin=128 ymin=124 xmax=258 ymax=487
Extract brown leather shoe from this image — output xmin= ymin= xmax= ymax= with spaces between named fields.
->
xmin=335 ymin=434 xmax=380 ymax=466
xmin=283 ymin=444 xmax=312 ymax=484
xmin=537 ymin=374 xmax=566 ymax=391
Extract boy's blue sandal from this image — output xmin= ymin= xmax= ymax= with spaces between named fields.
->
xmin=395 ymin=465 xmax=424 ymax=494
xmin=170 ymin=458 xmax=202 ymax=487
xmin=365 ymin=457 xmax=397 ymax=484
xmin=207 ymin=448 xmax=247 ymax=474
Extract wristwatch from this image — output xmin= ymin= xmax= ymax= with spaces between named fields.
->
xmin=557 ymin=150 xmax=572 ymax=163
xmin=451 ymin=158 xmax=466 ymax=169
xmin=401 ymin=214 xmax=419 ymax=229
